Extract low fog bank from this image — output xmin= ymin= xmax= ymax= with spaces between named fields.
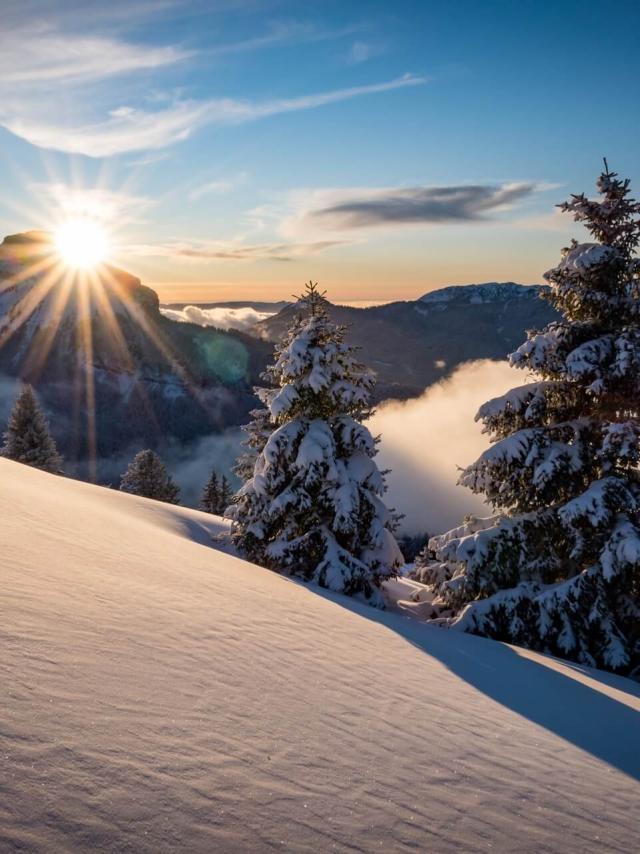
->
xmin=160 ymin=304 xmax=274 ymax=333
xmin=162 ymin=358 xmax=518 ymax=531
xmin=0 ymin=372 xmax=243 ymax=509
xmin=0 ymin=374 xmax=19 ymax=422
xmin=1 ymin=360 xmax=519 ymax=534
xmin=77 ymin=429 xmax=244 ymax=509
xmin=370 ymin=359 xmax=520 ymax=536
xmin=167 ymin=430 xmax=243 ymax=506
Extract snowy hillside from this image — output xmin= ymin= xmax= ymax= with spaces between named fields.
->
xmin=2 ymin=459 xmax=639 ymax=852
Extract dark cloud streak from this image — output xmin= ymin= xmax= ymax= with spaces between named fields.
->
xmin=310 ymin=183 xmax=537 ymax=229
xmin=129 ymin=239 xmax=348 ymax=262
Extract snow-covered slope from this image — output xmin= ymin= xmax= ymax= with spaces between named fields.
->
xmin=2 ymin=459 xmax=639 ymax=853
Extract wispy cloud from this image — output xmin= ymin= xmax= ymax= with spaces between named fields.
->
xmin=126 ymin=237 xmax=349 ymax=262
xmin=284 ymin=182 xmax=538 ymax=233
xmin=207 ymin=21 xmax=365 ymax=58
xmin=32 ymin=183 xmax=152 ymax=225
xmin=127 ymin=151 xmax=173 ymax=167
xmin=1 ymin=74 xmax=425 ymax=157
xmin=188 ymin=173 xmax=249 ymax=200
xmin=1 ymin=0 xmax=181 ymax=28
xmin=0 ymin=8 xmax=416 ymax=159
xmin=346 ymin=41 xmax=382 ymax=65
xmin=0 ymin=24 xmax=190 ymax=84
xmin=2 ymin=100 xmax=210 ymax=158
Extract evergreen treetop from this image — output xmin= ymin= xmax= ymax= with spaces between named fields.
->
xmin=201 ymin=468 xmax=234 ymax=515
xmin=421 ymin=165 xmax=640 ymax=675
xmin=1 ymin=384 xmax=63 ymax=473
xmin=201 ymin=469 xmax=220 ymax=513
xmin=119 ymin=449 xmax=180 ymax=504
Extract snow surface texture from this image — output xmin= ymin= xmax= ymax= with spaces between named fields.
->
xmin=2 ymin=459 xmax=639 ymax=853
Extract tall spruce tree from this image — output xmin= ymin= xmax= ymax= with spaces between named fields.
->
xmin=201 ymin=469 xmax=221 ymax=513
xmin=232 ymin=406 xmax=272 ymax=483
xmin=422 ymin=164 xmax=640 ymax=675
xmin=1 ymin=384 xmax=63 ymax=473
xmin=228 ymin=282 xmax=403 ymax=605
xmin=201 ymin=469 xmax=234 ymax=515
xmin=119 ymin=449 xmax=180 ymax=504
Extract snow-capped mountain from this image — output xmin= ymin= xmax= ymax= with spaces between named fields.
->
xmin=0 ymin=232 xmax=271 ymax=479
xmin=256 ymin=282 xmax=558 ymax=400
xmin=418 ymin=281 xmax=547 ymax=305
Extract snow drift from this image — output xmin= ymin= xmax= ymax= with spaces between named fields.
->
xmin=2 ymin=459 xmax=639 ymax=852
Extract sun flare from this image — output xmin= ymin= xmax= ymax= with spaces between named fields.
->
xmin=54 ymin=219 xmax=109 ymax=269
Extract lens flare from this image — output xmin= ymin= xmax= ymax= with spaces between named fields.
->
xmin=54 ymin=219 xmax=109 ymax=269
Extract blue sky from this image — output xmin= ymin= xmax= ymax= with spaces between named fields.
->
xmin=0 ymin=0 xmax=638 ymax=301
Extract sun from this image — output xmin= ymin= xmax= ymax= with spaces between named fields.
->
xmin=54 ymin=219 xmax=109 ymax=269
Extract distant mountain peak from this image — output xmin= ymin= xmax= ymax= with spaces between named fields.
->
xmin=0 ymin=231 xmax=154 ymax=313
xmin=419 ymin=282 xmax=546 ymax=305
xmin=1 ymin=230 xmax=52 ymax=247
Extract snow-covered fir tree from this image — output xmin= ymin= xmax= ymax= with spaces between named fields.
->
xmin=227 ymin=282 xmax=403 ymax=605
xmin=201 ymin=469 xmax=233 ymax=515
xmin=119 ymin=449 xmax=180 ymax=504
xmin=1 ymin=384 xmax=63 ymax=473
xmin=232 ymin=406 xmax=272 ymax=482
xmin=420 ymin=164 xmax=640 ymax=675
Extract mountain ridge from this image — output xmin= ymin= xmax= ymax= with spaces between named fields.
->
xmin=419 ymin=281 xmax=547 ymax=303
xmin=256 ymin=281 xmax=558 ymax=400
xmin=0 ymin=232 xmax=271 ymax=480
xmin=0 ymin=232 xmax=558 ymax=483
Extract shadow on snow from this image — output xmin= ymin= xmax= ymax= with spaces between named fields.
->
xmin=315 ymin=586 xmax=640 ymax=782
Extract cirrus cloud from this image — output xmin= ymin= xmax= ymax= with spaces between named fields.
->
xmin=126 ymin=238 xmax=350 ymax=263
xmin=0 ymin=23 xmax=190 ymax=85
xmin=33 ymin=183 xmax=152 ymax=225
xmin=1 ymin=74 xmax=426 ymax=158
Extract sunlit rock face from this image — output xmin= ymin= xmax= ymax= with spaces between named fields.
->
xmin=0 ymin=232 xmax=272 ymax=482
xmin=0 ymin=231 xmax=158 ymax=334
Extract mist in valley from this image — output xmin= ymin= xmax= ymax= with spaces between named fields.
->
xmin=370 ymin=359 xmax=519 ymax=535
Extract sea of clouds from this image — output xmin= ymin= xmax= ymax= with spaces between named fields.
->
xmin=160 ymin=305 xmax=275 ymax=333
xmin=370 ymin=359 xmax=519 ymax=535
xmin=0 ymin=359 xmax=519 ymax=539
xmin=166 ymin=358 xmax=519 ymax=536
